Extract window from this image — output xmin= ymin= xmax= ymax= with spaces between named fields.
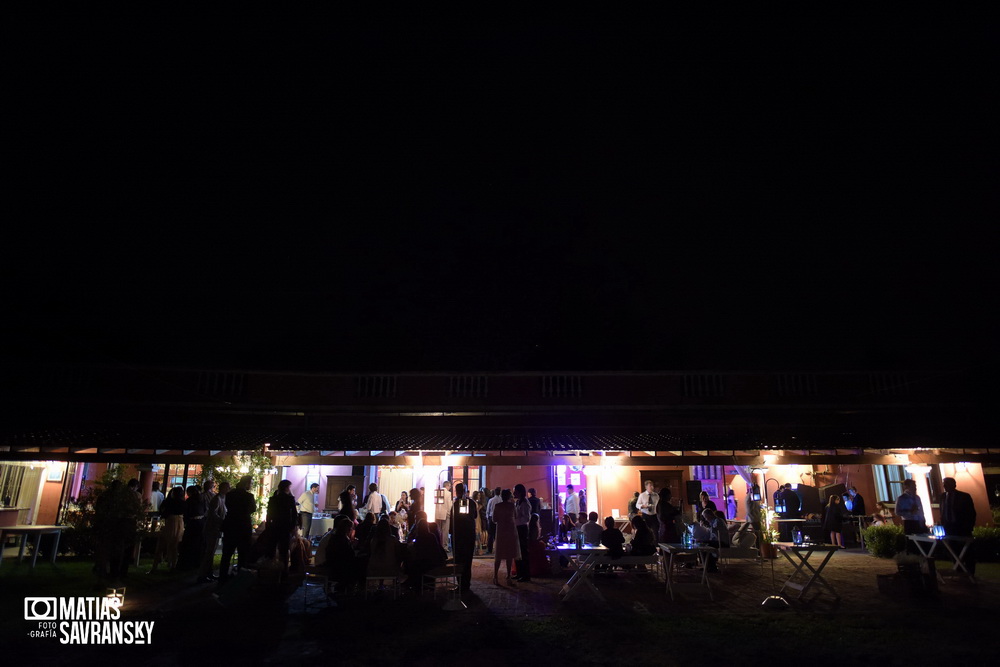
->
xmin=873 ymin=464 xmax=942 ymax=504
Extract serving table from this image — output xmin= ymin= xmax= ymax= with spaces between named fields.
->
xmin=907 ymin=534 xmax=976 ymax=583
xmin=0 ymin=525 xmax=67 ymax=569
xmin=773 ymin=542 xmax=841 ymax=600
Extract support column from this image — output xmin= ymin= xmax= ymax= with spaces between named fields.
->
xmin=905 ymin=464 xmax=934 ymax=528
xmin=139 ymin=469 xmax=154 ymax=505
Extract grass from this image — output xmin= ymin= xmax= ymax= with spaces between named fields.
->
xmin=2 ymin=553 xmax=997 ymax=665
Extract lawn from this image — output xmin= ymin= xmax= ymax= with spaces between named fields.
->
xmin=2 ymin=554 xmax=997 ymax=666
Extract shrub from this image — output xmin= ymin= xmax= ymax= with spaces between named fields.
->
xmin=974 ymin=525 xmax=1000 ymax=562
xmin=863 ymin=524 xmax=906 ymax=558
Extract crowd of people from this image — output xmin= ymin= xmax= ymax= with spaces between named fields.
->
xmin=90 ymin=470 xmax=981 ymax=594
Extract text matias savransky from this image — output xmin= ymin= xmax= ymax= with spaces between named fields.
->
xmin=24 ymin=597 xmax=155 ymax=645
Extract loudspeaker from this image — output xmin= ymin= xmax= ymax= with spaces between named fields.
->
xmin=796 ymin=484 xmax=822 ymax=516
xmin=352 ymin=466 xmax=365 ymax=477
xmin=819 ymin=483 xmax=846 ymax=505
xmin=685 ymin=480 xmax=702 ymax=504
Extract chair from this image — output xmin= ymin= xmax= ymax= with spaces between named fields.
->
xmin=303 ymin=567 xmax=335 ymax=608
xmin=365 ymin=570 xmax=402 ymax=599
xmin=422 ymin=563 xmax=461 ymax=600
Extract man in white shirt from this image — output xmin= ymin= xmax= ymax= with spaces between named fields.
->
xmin=149 ymin=481 xmax=164 ymax=514
xmin=297 ymin=483 xmax=319 ymax=537
xmin=485 ymin=486 xmax=502 ymax=554
xmin=580 ymin=512 xmax=603 ymax=546
xmin=434 ymin=480 xmax=453 ymax=548
xmin=637 ymin=480 xmax=660 ymax=535
xmin=563 ymin=484 xmax=580 ymax=520
xmin=363 ymin=483 xmax=389 ymax=520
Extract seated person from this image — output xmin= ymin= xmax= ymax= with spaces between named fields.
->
xmin=558 ymin=513 xmax=578 ymax=543
xmin=600 ymin=516 xmax=626 ymax=559
xmin=288 ymin=532 xmax=312 ymax=574
xmin=402 ymin=519 xmax=447 ymax=590
xmin=406 ymin=510 xmax=428 ymax=542
xmin=597 ymin=516 xmax=626 ymax=573
xmin=628 ymin=514 xmax=656 ymax=557
xmin=313 ymin=528 xmax=334 ymax=567
xmin=387 ymin=511 xmax=403 ymax=541
xmin=580 ymin=512 xmax=604 ymax=546
xmin=367 ymin=518 xmax=406 ymax=578
xmin=326 ymin=516 xmax=363 ymax=593
xmin=699 ymin=509 xmax=729 ymax=573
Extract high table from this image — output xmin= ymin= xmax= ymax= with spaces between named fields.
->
xmin=552 ymin=544 xmax=609 ymax=601
xmin=773 ymin=542 xmax=841 ymax=601
xmin=0 ymin=525 xmax=67 ymax=569
xmin=659 ymin=542 xmax=716 ymax=601
xmin=907 ymin=534 xmax=976 ymax=583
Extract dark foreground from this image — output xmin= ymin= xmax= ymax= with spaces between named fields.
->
xmin=2 ymin=552 xmax=997 ymax=666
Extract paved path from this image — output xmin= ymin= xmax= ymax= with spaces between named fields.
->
xmin=287 ymin=547 xmax=1000 ymax=616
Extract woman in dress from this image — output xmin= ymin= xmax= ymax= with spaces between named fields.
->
xmin=148 ymin=486 xmax=185 ymax=572
xmin=395 ymin=491 xmax=410 ymax=514
xmin=491 ymin=488 xmax=521 ymax=587
xmin=823 ymin=494 xmax=847 ymax=546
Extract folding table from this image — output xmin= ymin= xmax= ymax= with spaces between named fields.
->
xmin=659 ymin=542 xmax=716 ymax=601
xmin=774 ymin=542 xmax=841 ymax=600
xmin=907 ymin=534 xmax=976 ymax=583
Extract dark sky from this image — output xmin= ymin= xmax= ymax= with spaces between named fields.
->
xmin=4 ymin=16 xmax=997 ymax=373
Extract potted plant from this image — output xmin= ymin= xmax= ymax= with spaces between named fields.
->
xmin=751 ymin=502 xmax=779 ymax=558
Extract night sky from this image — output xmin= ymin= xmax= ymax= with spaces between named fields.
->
xmin=5 ymin=17 xmax=996 ymax=374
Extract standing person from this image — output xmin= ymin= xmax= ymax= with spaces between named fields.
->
xmin=149 ymin=481 xmax=165 ymax=515
xmin=148 ymin=486 xmax=185 ymax=573
xmin=527 ymin=487 xmax=541 ymax=516
xmin=696 ymin=490 xmax=718 ymax=518
xmin=297 ymin=483 xmax=319 ymax=538
xmin=407 ymin=488 xmax=422 ymax=531
xmin=197 ymin=481 xmax=229 ymax=583
xmin=491 ymin=489 xmax=521 ymax=587
xmin=513 ymin=483 xmax=532 ymax=582
xmin=219 ymin=476 xmax=256 ymax=586
xmin=940 ymin=477 xmax=977 ymax=573
xmin=177 ymin=486 xmax=205 ymax=571
xmin=579 ymin=489 xmax=587 ymax=516
xmin=563 ymin=484 xmax=580 ymax=520
xmin=627 ymin=492 xmax=640 ymax=520
xmin=338 ymin=485 xmax=358 ymax=524
xmin=656 ymin=487 xmax=683 ymax=544
xmin=267 ymin=480 xmax=298 ymax=578
xmin=823 ymin=494 xmax=846 ymax=547
xmin=486 ymin=486 xmax=501 ymax=554
xmin=895 ymin=478 xmax=927 ymax=536
xmin=450 ymin=483 xmax=478 ymax=593
xmin=202 ymin=479 xmax=217 ymax=514
xmin=363 ymin=483 xmax=390 ymax=521
xmin=434 ymin=480 xmax=452 ymax=549
xmin=846 ymin=486 xmax=866 ymax=516
xmin=637 ymin=480 xmax=660 ymax=536
xmin=725 ymin=490 xmax=738 ymax=521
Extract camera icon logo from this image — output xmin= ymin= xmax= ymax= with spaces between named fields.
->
xmin=24 ymin=597 xmax=58 ymax=621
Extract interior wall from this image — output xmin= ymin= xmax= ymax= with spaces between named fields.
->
xmin=486 ymin=466 xmax=553 ymax=509
xmin=281 ymin=465 xmax=355 ymax=511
